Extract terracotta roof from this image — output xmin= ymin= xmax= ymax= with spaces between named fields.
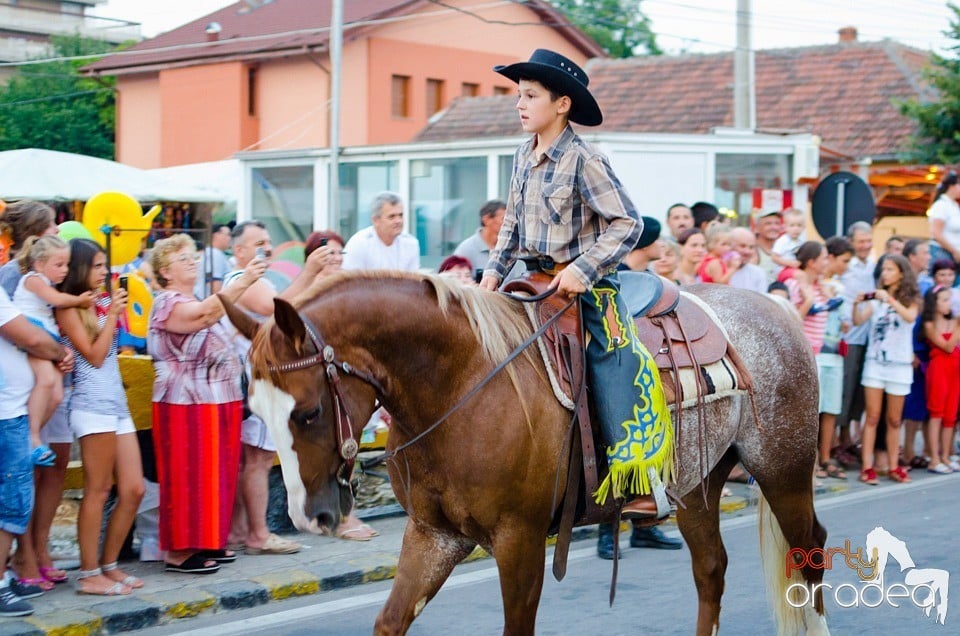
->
xmin=84 ymin=0 xmax=602 ymax=75
xmin=417 ymin=40 xmax=932 ymax=159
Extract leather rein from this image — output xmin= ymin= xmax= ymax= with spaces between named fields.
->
xmin=262 ymin=287 xmax=572 ymax=481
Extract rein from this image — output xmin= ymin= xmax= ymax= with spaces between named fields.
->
xmin=362 ymin=291 xmax=575 ymax=471
xmin=261 ymin=285 xmax=575 ymax=486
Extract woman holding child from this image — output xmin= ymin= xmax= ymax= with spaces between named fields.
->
xmin=147 ymin=234 xmax=267 ymax=573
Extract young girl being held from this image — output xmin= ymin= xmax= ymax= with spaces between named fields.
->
xmin=13 ymin=236 xmax=95 ymax=465
xmin=55 ymin=239 xmax=144 ymax=596
xmin=922 ymin=286 xmax=960 ymax=474
xmin=697 ymin=224 xmax=741 ymax=284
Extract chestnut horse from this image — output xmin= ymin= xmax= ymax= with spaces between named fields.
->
xmin=221 ymin=271 xmax=829 ymax=636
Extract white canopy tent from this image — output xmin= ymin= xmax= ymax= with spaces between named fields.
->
xmin=0 ymin=148 xmax=226 ymax=203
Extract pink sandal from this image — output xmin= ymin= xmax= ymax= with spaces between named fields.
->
xmin=19 ymin=577 xmax=54 ymax=592
xmin=39 ymin=566 xmax=68 ymax=584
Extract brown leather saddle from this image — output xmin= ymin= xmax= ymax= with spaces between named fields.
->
xmin=502 ymin=268 xmax=753 ymax=581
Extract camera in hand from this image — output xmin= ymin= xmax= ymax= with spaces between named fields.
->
xmin=255 ymin=247 xmax=266 ymax=259
xmin=319 ymin=238 xmax=328 ymax=247
xmin=474 ymin=269 xmax=484 ymax=285
xmin=119 ymin=275 xmax=128 ymax=291
xmin=862 ymin=291 xmax=877 ymax=301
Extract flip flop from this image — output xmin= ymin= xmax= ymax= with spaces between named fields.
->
xmin=199 ymin=549 xmax=237 ymax=564
xmin=165 ymin=553 xmax=221 ymax=574
xmin=335 ymin=523 xmax=378 ymax=541
xmin=17 ymin=577 xmax=53 ymax=592
xmin=39 ymin=566 xmax=68 ymax=584
xmin=244 ymin=533 xmax=301 ymax=555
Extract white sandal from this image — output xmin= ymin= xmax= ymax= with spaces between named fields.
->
xmin=75 ymin=568 xmax=132 ymax=596
xmin=101 ymin=561 xmax=144 ymax=589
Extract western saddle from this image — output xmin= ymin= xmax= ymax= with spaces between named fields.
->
xmin=502 ymin=265 xmax=753 ymax=581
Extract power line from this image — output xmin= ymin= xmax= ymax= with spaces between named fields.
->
xmin=0 ymin=88 xmax=112 ymax=108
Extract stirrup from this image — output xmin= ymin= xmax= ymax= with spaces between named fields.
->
xmin=648 ymin=467 xmax=671 ymax=519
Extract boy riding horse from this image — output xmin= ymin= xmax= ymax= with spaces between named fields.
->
xmin=479 ymin=49 xmax=673 ymax=521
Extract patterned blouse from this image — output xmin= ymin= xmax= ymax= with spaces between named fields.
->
xmin=148 ymin=290 xmax=244 ymax=405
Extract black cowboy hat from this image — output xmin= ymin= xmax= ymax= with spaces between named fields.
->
xmin=635 ymin=216 xmax=662 ymax=249
xmin=494 ymin=49 xmax=602 ymax=126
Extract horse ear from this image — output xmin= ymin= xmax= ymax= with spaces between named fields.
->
xmin=218 ymin=293 xmax=261 ymax=340
xmin=273 ymin=297 xmax=307 ymax=351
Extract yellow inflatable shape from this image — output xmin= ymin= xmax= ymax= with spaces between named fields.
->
xmin=122 ymin=272 xmax=152 ymax=338
xmin=82 ymin=192 xmax=162 ymax=267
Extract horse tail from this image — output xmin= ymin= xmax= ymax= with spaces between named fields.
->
xmin=758 ymin=491 xmax=806 ymax=636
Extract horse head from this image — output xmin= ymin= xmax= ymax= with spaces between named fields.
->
xmin=246 ymin=296 xmax=380 ymax=534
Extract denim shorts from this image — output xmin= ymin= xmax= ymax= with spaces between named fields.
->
xmin=0 ymin=415 xmax=35 ymax=535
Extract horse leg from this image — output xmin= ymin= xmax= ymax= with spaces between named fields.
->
xmin=677 ymin=447 xmax=739 ymax=636
xmin=374 ymin=522 xmax=475 ymax=636
xmin=491 ymin=525 xmax=548 ymax=636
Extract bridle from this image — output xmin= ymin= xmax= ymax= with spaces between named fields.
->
xmin=264 ymin=311 xmax=384 ymax=489
xmin=262 ymin=287 xmax=573 ymax=485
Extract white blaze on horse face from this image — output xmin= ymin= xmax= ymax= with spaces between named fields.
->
xmin=249 ymin=379 xmax=312 ymax=531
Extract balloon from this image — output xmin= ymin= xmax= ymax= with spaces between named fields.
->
xmin=58 ymin=220 xmax=93 ymax=241
xmin=82 ymin=192 xmax=162 ymax=267
xmin=121 ymin=272 xmax=152 ymax=339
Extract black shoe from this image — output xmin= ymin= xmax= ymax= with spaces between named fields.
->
xmin=630 ymin=526 xmax=683 ymax=550
xmin=596 ymin=522 xmax=621 ymax=560
xmin=6 ymin=576 xmax=43 ymax=600
xmin=0 ymin=584 xmax=34 ymax=617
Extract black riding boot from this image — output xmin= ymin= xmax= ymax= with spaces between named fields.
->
xmin=596 ymin=522 xmax=621 ymax=560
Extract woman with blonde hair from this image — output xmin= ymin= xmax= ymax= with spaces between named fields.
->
xmin=148 ymin=233 xmax=267 ymax=573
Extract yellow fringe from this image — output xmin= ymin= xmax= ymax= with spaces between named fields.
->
xmin=593 ymin=405 xmax=675 ymax=504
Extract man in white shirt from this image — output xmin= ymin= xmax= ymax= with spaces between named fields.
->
xmin=0 ymin=288 xmax=69 ymax=617
xmin=342 ymin=192 xmax=420 ymax=272
xmin=729 ymin=227 xmax=770 ymax=294
xmin=837 ymin=221 xmax=876 ymax=451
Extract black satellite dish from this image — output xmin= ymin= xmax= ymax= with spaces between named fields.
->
xmin=811 ymin=171 xmax=875 ymax=239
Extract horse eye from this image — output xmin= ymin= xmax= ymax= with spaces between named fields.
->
xmin=292 ymin=407 xmax=321 ymax=428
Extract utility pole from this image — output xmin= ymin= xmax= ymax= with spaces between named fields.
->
xmin=733 ymin=0 xmax=755 ymax=129
xmin=329 ymin=0 xmax=343 ymax=227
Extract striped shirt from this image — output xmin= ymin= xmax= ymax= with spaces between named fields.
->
xmin=785 ymin=278 xmax=828 ymax=354
xmin=486 ymin=125 xmax=640 ymax=288
xmin=64 ymin=295 xmax=131 ymax=417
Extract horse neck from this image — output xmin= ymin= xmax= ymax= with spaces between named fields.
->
xmin=321 ymin=280 xmax=479 ymax=433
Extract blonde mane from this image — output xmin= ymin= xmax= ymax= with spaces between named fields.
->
xmin=276 ymin=270 xmax=544 ymax=429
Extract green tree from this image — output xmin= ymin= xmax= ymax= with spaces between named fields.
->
xmin=0 ymin=35 xmax=119 ymax=159
xmin=552 ymin=0 xmax=661 ymax=58
xmin=899 ymin=2 xmax=960 ymax=163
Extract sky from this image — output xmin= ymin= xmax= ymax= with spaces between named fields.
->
xmin=93 ymin=0 xmax=958 ymax=54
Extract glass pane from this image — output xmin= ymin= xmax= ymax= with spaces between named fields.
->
xmin=498 ymin=155 xmax=514 ymax=199
xmin=410 ymin=157 xmax=487 ymax=269
xmin=715 ymin=153 xmax=791 ymax=224
xmin=250 ymin=165 xmax=313 ymax=243
xmin=338 ymin=161 xmax=399 ymax=240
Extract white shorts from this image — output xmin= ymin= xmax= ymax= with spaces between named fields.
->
xmin=241 ymin=414 xmax=277 ymax=452
xmin=41 ymin=393 xmax=74 ymax=445
xmin=816 ymin=354 xmax=843 ymax=415
xmin=861 ymin=360 xmax=913 ymax=397
xmin=70 ymin=409 xmax=136 ymax=438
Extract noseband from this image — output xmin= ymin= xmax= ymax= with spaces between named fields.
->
xmin=264 ymin=312 xmax=384 ymax=488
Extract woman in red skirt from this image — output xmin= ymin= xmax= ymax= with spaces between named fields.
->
xmin=147 ymin=234 xmax=266 ymax=574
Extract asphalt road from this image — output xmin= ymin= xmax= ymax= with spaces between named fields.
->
xmin=148 ymin=475 xmax=958 ymax=635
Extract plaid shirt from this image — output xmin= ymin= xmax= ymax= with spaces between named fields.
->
xmin=486 ymin=125 xmax=641 ymax=288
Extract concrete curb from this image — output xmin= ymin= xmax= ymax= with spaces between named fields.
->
xmin=6 ymin=526 xmax=605 ymax=635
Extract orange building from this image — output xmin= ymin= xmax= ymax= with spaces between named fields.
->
xmin=84 ymin=0 xmax=603 ymax=169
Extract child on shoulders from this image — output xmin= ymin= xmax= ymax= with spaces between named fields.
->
xmin=770 ymin=208 xmax=807 ymax=269
xmin=697 ymin=224 xmax=741 ymax=284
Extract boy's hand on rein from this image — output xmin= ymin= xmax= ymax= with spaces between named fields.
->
xmin=549 ymin=268 xmax=586 ymax=298
xmin=479 ymin=274 xmax=500 ymax=292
